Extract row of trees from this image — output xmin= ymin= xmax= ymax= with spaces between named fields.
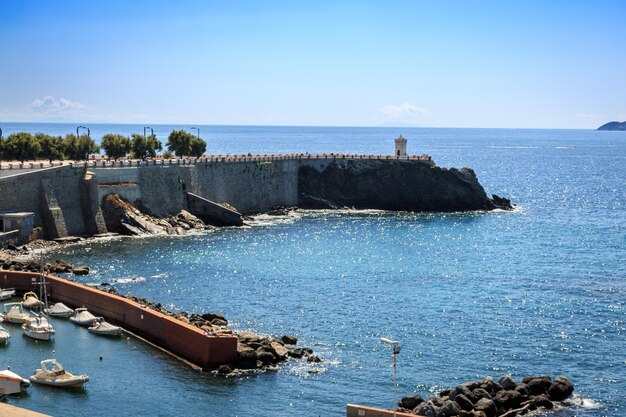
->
xmin=0 ymin=132 xmax=99 ymax=162
xmin=0 ymin=130 xmax=208 ymax=162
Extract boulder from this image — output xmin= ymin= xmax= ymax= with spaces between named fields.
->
xmin=472 ymin=388 xmax=492 ymax=402
xmin=414 ymin=401 xmax=441 ymax=417
xmin=201 ymin=312 xmax=226 ymax=322
xmin=480 ymin=377 xmax=502 ymax=395
xmin=398 ymin=393 xmax=424 ymax=410
xmin=454 ymin=394 xmax=474 ymax=411
xmin=307 ymin=355 xmax=322 ymax=363
xmin=256 ymin=350 xmax=276 ymax=364
xmin=514 ymin=383 xmax=530 ymax=400
xmin=281 ymin=335 xmax=298 ymax=345
xmin=547 ymin=376 xmax=574 ymax=401
xmin=441 ymin=400 xmax=461 ymax=417
xmin=522 ymin=376 xmax=551 ymax=395
xmin=474 ymin=398 xmax=497 ymax=417
xmin=217 ymin=365 xmax=232 ymax=375
xmin=288 ymin=348 xmax=305 ymax=359
xmin=269 ymin=342 xmax=289 ymax=360
xmin=493 ymin=389 xmax=522 ymax=410
xmin=529 ymin=394 xmax=553 ymax=409
xmin=498 ymin=375 xmax=517 ymax=390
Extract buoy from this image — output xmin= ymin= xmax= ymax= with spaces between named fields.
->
xmin=99 ymin=356 xmax=103 ymax=361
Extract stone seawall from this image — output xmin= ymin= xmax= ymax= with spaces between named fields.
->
xmin=0 ymin=157 xmax=506 ymax=240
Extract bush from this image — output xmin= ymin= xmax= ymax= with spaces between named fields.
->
xmin=162 ymin=150 xmax=173 ymax=159
xmin=166 ymin=130 xmax=207 ymax=157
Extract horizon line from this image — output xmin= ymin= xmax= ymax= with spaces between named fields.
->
xmin=0 ymin=121 xmax=602 ymax=131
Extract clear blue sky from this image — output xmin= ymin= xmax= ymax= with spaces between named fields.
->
xmin=1 ymin=1 xmax=624 ymax=128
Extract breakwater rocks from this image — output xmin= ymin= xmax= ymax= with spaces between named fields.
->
xmin=399 ymin=375 xmax=574 ymax=417
xmin=98 ymin=289 xmax=321 ymax=375
xmin=299 ymin=160 xmax=512 ymax=211
xmin=0 ymin=254 xmax=89 ymax=276
xmin=101 ymin=193 xmax=214 ymax=236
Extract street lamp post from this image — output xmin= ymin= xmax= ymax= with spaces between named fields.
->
xmin=143 ymin=126 xmax=153 ymax=140
xmin=76 ymin=125 xmax=89 ymax=139
xmin=381 ymin=338 xmax=401 ymax=417
xmin=190 ymin=127 xmax=200 ymax=139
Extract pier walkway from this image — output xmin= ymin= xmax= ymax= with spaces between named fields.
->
xmin=0 ymin=153 xmax=432 ymax=176
xmin=0 ymin=403 xmax=52 ymax=417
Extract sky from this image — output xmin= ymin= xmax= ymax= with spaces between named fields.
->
xmin=0 ymin=1 xmax=625 ymax=128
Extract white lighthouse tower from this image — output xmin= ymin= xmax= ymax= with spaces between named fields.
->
xmin=394 ymin=135 xmax=407 ymax=158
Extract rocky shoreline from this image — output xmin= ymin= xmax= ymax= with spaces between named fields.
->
xmin=398 ymin=374 xmax=575 ymax=417
xmin=93 ymin=289 xmax=322 ymax=375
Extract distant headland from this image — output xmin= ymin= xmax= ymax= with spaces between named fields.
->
xmin=597 ymin=121 xmax=626 ymax=131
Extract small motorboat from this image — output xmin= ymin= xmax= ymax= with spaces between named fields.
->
xmin=0 ymin=287 xmax=16 ymax=301
xmin=69 ymin=308 xmax=97 ymax=326
xmin=88 ymin=318 xmax=122 ymax=337
xmin=1 ymin=303 xmax=31 ymax=324
xmin=29 ymin=359 xmax=89 ymax=388
xmin=0 ymin=325 xmax=9 ymax=344
xmin=46 ymin=302 xmax=74 ymax=318
xmin=0 ymin=369 xmax=31 ymax=395
xmin=22 ymin=316 xmax=55 ymax=341
xmin=22 ymin=292 xmax=44 ymax=310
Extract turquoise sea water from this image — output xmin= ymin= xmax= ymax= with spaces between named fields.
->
xmin=1 ymin=125 xmax=625 ymax=416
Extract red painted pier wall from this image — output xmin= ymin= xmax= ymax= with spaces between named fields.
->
xmin=1 ymin=271 xmax=238 ymax=368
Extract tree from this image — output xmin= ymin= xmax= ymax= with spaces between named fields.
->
xmin=166 ymin=130 xmax=194 ymax=157
xmin=190 ymin=137 xmax=206 ymax=157
xmin=35 ymin=133 xmax=65 ymax=162
xmin=130 ymin=133 xmax=162 ymax=159
xmin=2 ymin=132 xmax=41 ymax=162
xmin=101 ymin=134 xmax=131 ymax=160
xmin=63 ymin=134 xmax=99 ymax=160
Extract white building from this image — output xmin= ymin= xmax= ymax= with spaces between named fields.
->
xmin=394 ymin=135 xmax=407 ymax=157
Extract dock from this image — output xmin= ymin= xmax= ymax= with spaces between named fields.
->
xmin=0 ymin=403 xmax=52 ymax=417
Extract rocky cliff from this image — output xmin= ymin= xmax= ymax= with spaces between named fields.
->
xmin=298 ymin=159 xmax=511 ymax=212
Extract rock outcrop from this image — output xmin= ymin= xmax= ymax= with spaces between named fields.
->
xmin=399 ymin=375 xmax=574 ymax=417
xmin=298 ymin=160 xmax=512 ymax=212
xmin=101 ymin=193 xmax=214 ymax=236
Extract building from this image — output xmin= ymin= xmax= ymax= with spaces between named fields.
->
xmin=394 ymin=135 xmax=407 ymax=157
xmin=0 ymin=212 xmax=35 ymax=247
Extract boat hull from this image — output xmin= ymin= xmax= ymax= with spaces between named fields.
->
xmin=49 ymin=311 xmax=73 ymax=318
xmin=23 ymin=329 xmax=55 ymax=341
xmin=29 ymin=376 xmax=88 ymax=388
xmin=2 ymin=315 xmax=30 ymax=324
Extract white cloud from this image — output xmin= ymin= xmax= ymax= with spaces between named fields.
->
xmin=380 ymin=101 xmax=430 ymax=118
xmin=31 ymin=96 xmax=87 ymax=113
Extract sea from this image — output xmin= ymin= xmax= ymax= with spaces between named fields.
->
xmin=0 ymin=123 xmax=624 ymax=417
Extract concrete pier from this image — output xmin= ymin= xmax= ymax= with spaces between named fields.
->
xmin=0 ymin=403 xmax=52 ymax=417
xmin=1 ymin=271 xmax=238 ymax=369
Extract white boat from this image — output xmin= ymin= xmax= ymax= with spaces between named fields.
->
xmin=69 ymin=308 xmax=97 ymax=326
xmin=1 ymin=303 xmax=31 ymax=324
xmin=0 ymin=325 xmax=9 ymax=344
xmin=88 ymin=318 xmax=122 ymax=337
xmin=22 ymin=316 xmax=55 ymax=341
xmin=0 ymin=288 xmax=16 ymax=301
xmin=0 ymin=369 xmax=31 ymax=395
xmin=46 ymin=302 xmax=74 ymax=318
xmin=29 ymin=359 xmax=89 ymax=388
xmin=22 ymin=292 xmax=44 ymax=309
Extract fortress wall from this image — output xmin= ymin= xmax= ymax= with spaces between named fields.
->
xmin=0 ymin=166 xmax=88 ymax=237
xmin=190 ymin=160 xmax=299 ymax=214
